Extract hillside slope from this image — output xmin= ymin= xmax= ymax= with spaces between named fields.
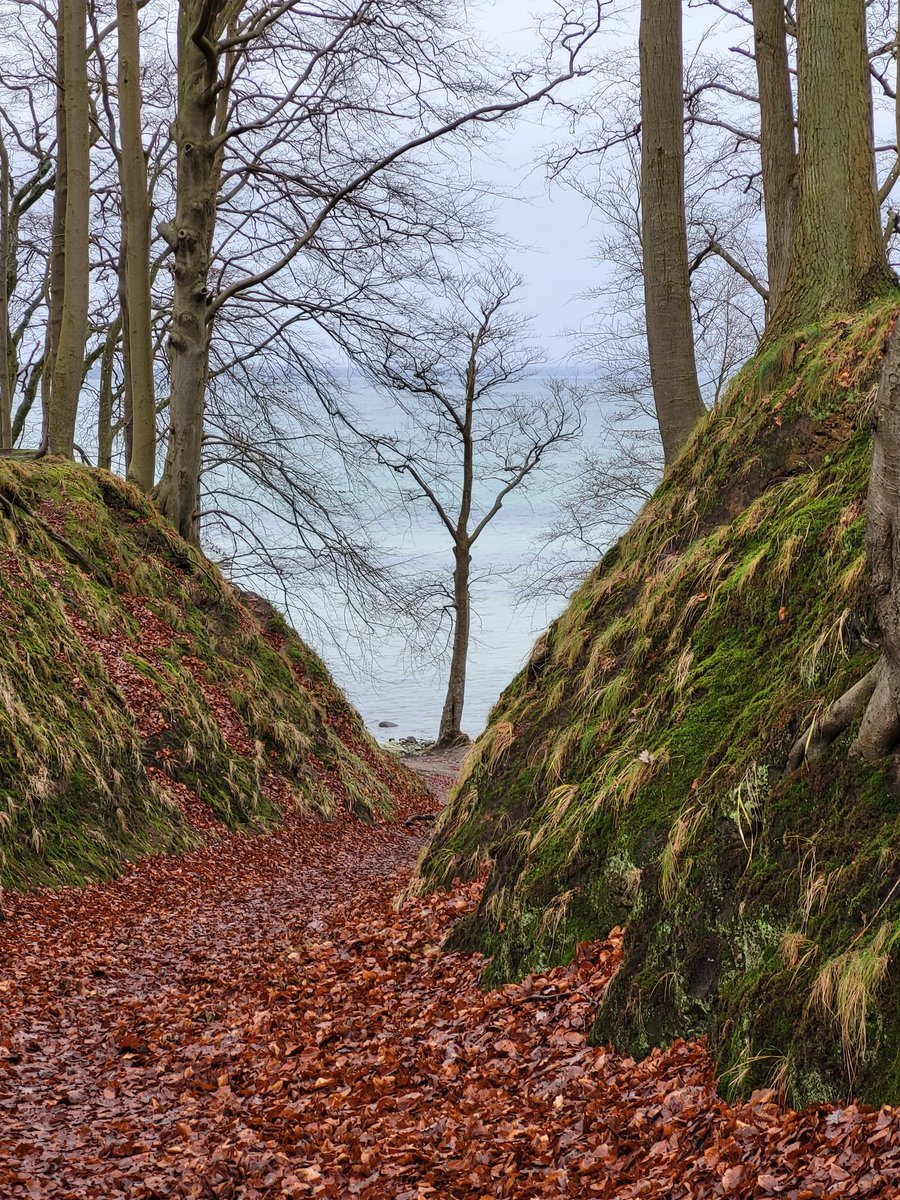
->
xmin=414 ymin=300 xmax=900 ymax=1106
xmin=0 ymin=460 xmax=425 ymax=892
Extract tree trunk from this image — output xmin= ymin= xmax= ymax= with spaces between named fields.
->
xmin=97 ymin=316 xmax=122 ymax=471
xmin=48 ymin=0 xmax=91 ymax=458
xmin=437 ymin=351 xmax=478 ymax=747
xmin=42 ymin=22 xmax=68 ymax=442
xmin=118 ymin=235 xmax=134 ymax=471
xmin=752 ymin=0 xmax=797 ymax=313
xmin=0 ymin=134 xmax=11 ymax=451
xmin=155 ymin=0 xmax=221 ymax=542
xmin=788 ymin=318 xmax=900 ymax=767
xmin=116 ymin=0 xmax=156 ymax=490
xmin=852 ymin=319 xmax=900 ymax=759
xmin=12 ymin=357 xmax=42 ymax=445
xmin=639 ymin=0 xmax=706 ymax=466
xmin=438 ymin=542 xmax=472 ymax=747
xmin=769 ymin=0 xmax=895 ymax=335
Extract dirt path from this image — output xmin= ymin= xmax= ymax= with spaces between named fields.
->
xmin=401 ymin=745 xmax=470 ymax=806
xmin=1 ymin=778 xmax=898 ymax=1198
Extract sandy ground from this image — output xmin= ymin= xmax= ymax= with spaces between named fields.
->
xmin=400 ymin=744 xmax=470 ymax=806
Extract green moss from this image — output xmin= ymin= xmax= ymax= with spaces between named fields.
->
xmin=414 ymin=298 xmax=900 ymax=1105
xmin=0 ymin=460 xmax=424 ymax=893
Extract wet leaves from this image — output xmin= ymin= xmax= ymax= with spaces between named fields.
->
xmin=0 ymin=795 xmax=897 ymax=1198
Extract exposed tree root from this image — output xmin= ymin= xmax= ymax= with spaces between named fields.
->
xmin=852 ymin=655 xmax=900 ymax=759
xmin=787 ymin=659 xmax=884 ymax=769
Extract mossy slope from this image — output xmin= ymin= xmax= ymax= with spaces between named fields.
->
xmin=414 ymin=300 xmax=900 ymax=1106
xmin=0 ymin=460 xmax=423 ymax=891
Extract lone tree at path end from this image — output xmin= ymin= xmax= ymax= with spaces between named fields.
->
xmin=352 ymin=267 xmax=584 ymax=747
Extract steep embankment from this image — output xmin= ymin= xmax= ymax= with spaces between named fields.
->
xmin=0 ymin=459 xmax=425 ymax=892
xmin=414 ymin=300 xmax=900 ymax=1106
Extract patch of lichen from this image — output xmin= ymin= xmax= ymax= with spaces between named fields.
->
xmin=413 ymin=297 xmax=900 ymax=1104
xmin=0 ymin=459 xmax=418 ymax=892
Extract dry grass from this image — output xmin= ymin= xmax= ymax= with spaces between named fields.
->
xmin=801 ymin=609 xmax=852 ymax=687
xmin=487 ymin=721 xmax=515 ymax=772
xmin=660 ymin=804 xmax=704 ymax=904
xmin=809 ymin=922 xmax=897 ymax=1073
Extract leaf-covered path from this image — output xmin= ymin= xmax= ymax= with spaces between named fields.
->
xmin=1 ymin=780 xmax=898 ymax=1199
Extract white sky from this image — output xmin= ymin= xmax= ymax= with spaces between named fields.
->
xmin=465 ymin=1 xmax=740 ymax=360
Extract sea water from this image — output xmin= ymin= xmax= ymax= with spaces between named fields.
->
xmin=286 ymin=379 xmax=611 ymax=743
xmin=326 ymin=493 xmax=570 ymax=742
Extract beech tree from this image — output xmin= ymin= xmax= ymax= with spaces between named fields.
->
xmin=751 ymin=0 xmax=797 ymax=313
xmin=638 ymin=0 xmax=706 ymax=465
xmin=47 ymin=0 xmax=91 ymax=458
xmin=115 ymin=0 xmax=156 ymax=489
xmin=0 ymin=132 xmax=11 ymax=452
xmin=770 ymin=0 xmax=895 ymax=333
xmin=349 ymin=269 xmax=583 ymax=746
xmin=788 ymin=315 xmax=900 ymax=766
xmin=153 ymin=0 xmax=604 ymax=543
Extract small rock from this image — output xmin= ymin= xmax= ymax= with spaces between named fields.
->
xmin=378 ymin=721 xmax=398 ymax=728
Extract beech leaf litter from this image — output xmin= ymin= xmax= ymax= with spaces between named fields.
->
xmin=1 ymin=784 xmax=898 ymax=1198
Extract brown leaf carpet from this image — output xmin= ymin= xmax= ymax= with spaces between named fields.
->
xmin=0 ymin=784 xmax=897 ymax=1198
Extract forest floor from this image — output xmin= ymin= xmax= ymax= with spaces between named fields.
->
xmin=1 ymin=754 xmax=898 ymax=1199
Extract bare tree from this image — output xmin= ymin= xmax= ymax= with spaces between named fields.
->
xmin=153 ymin=0 xmax=605 ymax=543
xmin=771 ymin=0 xmax=895 ymax=333
xmin=116 ymin=0 xmax=155 ymax=488
xmin=523 ymin=412 xmax=662 ymax=602
xmin=752 ymin=0 xmax=797 ymax=312
xmin=0 ymin=130 xmax=11 ymax=451
xmin=347 ymin=268 xmax=584 ymax=745
xmin=639 ymin=0 xmax=707 ymax=464
xmin=47 ymin=0 xmax=91 ymax=457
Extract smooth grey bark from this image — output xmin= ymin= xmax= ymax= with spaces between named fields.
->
xmin=639 ymin=0 xmax=707 ymax=466
xmin=97 ymin=315 xmax=123 ymax=471
xmin=12 ymin=358 xmax=43 ymax=445
xmin=752 ymin=0 xmax=797 ymax=313
xmin=116 ymin=0 xmax=156 ymax=489
xmin=0 ymin=134 xmax=11 ymax=450
xmin=42 ymin=23 xmax=67 ymax=442
xmin=48 ymin=0 xmax=91 ymax=457
xmin=769 ymin=0 xmax=895 ymax=335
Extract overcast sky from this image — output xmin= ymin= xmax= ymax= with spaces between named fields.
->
xmin=465 ymin=1 xmax=740 ymax=361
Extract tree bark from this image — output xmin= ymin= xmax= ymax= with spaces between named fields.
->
xmin=438 ymin=542 xmax=472 ymax=747
xmin=12 ymin=357 xmax=42 ymax=445
xmin=790 ymin=319 xmax=900 ymax=766
xmin=0 ymin=134 xmax=11 ymax=451
xmin=437 ymin=350 xmax=478 ymax=747
xmin=116 ymin=0 xmax=156 ymax=490
xmin=752 ymin=0 xmax=797 ymax=313
xmin=43 ymin=21 xmax=68 ymax=442
xmin=155 ymin=0 xmax=222 ymax=542
xmin=48 ymin=0 xmax=91 ymax=458
xmin=769 ymin=0 xmax=895 ymax=335
xmin=639 ymin=0 xmax=707 ymax=466
xmin=97 ymin=315 xmax=122 ymax=472
xmin=852 ymin=318 xmax=900 ymax=759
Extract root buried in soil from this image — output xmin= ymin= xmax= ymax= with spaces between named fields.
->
xmin=0 ymin=785 xmax=897 ymax=1198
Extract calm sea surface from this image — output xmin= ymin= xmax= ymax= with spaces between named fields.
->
xmin=327 ymin=500 xmax=569 ymax=742
xmin=282 ymin=380 xmax=612 ymax=743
